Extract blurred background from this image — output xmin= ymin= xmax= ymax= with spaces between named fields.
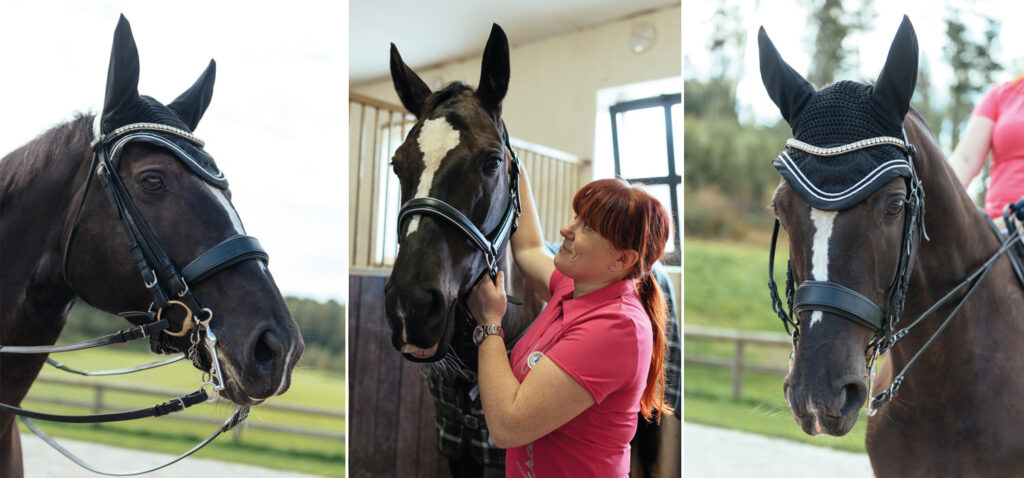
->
xmin=683 ymin=0 xmax=1020 ymax=475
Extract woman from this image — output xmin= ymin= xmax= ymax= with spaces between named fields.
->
xmin=950 ymin=75 xmax=1024 ymax=222
xmin=467 ymin=165 xmax=672 ymax=477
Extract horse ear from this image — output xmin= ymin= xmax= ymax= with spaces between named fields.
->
xmin=758 ymin=26 xmax=814 ymax=125
xmin=101 ymin=14 xmax=141 ymax=128
xmin=477 ymin=23 xmax=510 ymax=118
xmin=168 ymin=60 xmax=216 ymax=131
xmin=390 ymin=43 xmax=432 ymax=118
xmin=872 ymin=15 xmax=918 ymax=122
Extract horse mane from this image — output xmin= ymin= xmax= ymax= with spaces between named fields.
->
xmin=0 ymin=113 xmax=93 ymax=196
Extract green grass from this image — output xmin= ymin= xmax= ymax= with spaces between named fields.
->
xmin=684 ymin=238 xmax=869 ymax=453
xmin=18 ymin=347 xmax=345 ymax=477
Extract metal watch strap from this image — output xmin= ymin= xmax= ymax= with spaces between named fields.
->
xmin=473 ymin=325 xmax=504 ymax=346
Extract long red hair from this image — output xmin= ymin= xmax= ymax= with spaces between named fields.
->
xmin=573 ymin=178 xmax=673 ymax=422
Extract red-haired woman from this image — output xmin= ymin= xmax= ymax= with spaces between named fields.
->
xmin=467 ymin=165 xmax=672 ymax=477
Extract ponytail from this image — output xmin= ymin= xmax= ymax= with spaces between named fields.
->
xmin=637 ymin=272 xmax=671 ymax=422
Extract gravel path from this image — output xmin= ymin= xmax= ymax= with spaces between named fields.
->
xmin=21 ymin=435 xmax=329 ymax=477
xmin=684 ymin=422 xmax=874 ymax=477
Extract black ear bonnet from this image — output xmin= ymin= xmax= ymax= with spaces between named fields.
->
xmin=760 ymin=15 xmax=919 ymax=211
xmin=96 ymin=15 xmax=226 ymax=189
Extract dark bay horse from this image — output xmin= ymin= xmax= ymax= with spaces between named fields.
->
xmin=0 ymin=15 xmax=303 ymax=477
xmin=761 ymin=16 xmax=1024 ymax=476
xmin=385 ymin=24 xmax=544 ymax=475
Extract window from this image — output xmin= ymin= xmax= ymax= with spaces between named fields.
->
xmin=609 ymin=93 xmax=682 ymax=265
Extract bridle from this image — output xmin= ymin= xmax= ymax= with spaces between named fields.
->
xmin=396 ymin=122 xmax=522 ymax=281
xmin=0 ymin=121 xmax=269 ymax=475
xmin=768 ymin=129 xmax=1024 ymax=415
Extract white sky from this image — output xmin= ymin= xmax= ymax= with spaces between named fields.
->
xmin=0 ymin=0 xmax=348 ymax=302
xmin=684 ymin=0 xmax=1024 ymax=129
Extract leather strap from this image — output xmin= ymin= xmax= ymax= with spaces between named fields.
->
xmin=0 ymin=389 xmax=207 ymax=423
xmin=181 ymin=235 xmax=268 ymax=284
xmin=794 ymin=281 xmax=885 ymax=332
xmin=0 ymin=319 xmax=168 ymax=354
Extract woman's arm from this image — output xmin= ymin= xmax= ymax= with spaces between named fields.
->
xmin=510 ymin=159 xmax=555 ymax=300
xmin=949 ymin=115 xmax=994 ymax=188
xmin=469 ymin=272 xmax=594 ymax=448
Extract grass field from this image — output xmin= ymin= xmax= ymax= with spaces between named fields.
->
xmin=684 ymin=238 xmax=869 ymax=453
xmin=18 ymin=347 xmax=345 ymax=477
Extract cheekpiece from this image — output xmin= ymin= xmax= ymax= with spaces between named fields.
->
xmin=772 ymin=81 xmax=912 ymax=211
xmin=96 ymin=95 xmax=227 ymax=189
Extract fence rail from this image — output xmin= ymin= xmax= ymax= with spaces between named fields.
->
xmin=349 ymin=93 xmax=587 ymax=269
xmin=25 ymin=376 xmax=345 ymax=441
xmin=684 ymin=325 xmax=792 ymax=400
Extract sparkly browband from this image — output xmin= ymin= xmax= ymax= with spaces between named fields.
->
xmin=784 ymin=136 xmax=907 ymax=157
xmin=91 ymin=122 xmax=205 ymax=149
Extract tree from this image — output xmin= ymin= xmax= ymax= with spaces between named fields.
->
xmin=803 ymin=0 xmax=874 ymax=87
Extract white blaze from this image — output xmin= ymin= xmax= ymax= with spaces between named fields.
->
xmin=206 ymin=184 xmax=246 ymax=234
xmin=406 ymin=117 xmax=460 ymax=236
xmin=808 ymin=208 xmax=837 ymax=328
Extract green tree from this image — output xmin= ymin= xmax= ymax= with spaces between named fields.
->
xmin=802 ymin=0 xmax=874 ymax=87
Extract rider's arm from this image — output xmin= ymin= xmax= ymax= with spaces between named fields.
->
xmin=949 ymin=114 xmax=994 ymax=188
xmin=510 ymin=160 xmax=556 ymax=301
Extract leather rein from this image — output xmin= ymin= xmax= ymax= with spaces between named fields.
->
xmin=0 ymin=122 xmax=268 ymax=475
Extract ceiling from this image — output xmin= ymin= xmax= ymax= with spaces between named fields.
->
xmin=350 ymin=0 xmax=679 ymax=84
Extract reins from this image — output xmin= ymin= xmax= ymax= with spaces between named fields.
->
xmin=0 ymin=121 xmax=268 ymax=475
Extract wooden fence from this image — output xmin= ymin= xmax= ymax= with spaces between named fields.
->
xmin=349 ymin=93 xmax=587 ymax=269
xmin=25 ymin=376 xmax=344 ymax=442
xmin=684 ymin=325 xmax=792 ymax=400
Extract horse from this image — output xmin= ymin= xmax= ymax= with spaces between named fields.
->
xmin=385 ymin=24 xmax=543 ymax=476
xmin=760 ymin=16 xmax=1024 ymax=476
xmin=0 ymin=15 xmax=303 ymax=477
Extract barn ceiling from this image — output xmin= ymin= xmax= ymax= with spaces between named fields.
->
xmin=350 ymin=0 xmax=679 ymax=84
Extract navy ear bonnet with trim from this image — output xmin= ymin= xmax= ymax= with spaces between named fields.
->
xmin=760 ymin=15 xmax=919 ymax=211
xmin=98 ymin=14 xmax=227 ymax=189
xmin=100 ymin=95 xmax=227 ymax=189
xmin=772 ymin=81 xmax=912 ymax=211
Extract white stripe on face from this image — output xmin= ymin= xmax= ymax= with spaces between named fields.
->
xmin=406 ymin=117 xmax=460 ymax=236
xmin=206 ymin=184 xmax=246 ymax=234
xmin=808 ymin=208 xmax=838 ymax=328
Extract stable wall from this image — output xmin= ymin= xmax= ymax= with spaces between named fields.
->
xmin=351 ymin=5 xmax=681 ymax=164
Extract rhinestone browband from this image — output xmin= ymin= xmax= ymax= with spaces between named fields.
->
xmin=785 ymin=136 xmax=907 ymax=157
xmin=91 ymin=122 xmax=205 ymax=149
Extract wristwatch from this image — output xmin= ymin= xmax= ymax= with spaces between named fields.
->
xmin=473 ymin=325 xmax=504 ymax=346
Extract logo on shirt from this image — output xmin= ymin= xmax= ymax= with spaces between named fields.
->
xmin=527 ymin=351 xmax=544 ymax=369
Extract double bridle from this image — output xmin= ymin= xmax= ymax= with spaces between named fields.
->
xmin=769 ymin=131 xmax=1024 ymax=415
xmin=0 ymin=121 xmax=269 ymax=475
xmin=396 ymin=122 xmax=522 ymax=281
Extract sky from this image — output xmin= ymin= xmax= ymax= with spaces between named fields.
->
xmin=684 ymin=0 xmax=1024 ymax=129
xmin=0 ymin=0 xmax=348 ymax=301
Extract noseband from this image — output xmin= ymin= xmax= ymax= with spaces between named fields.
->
xmin=396 ymin=122 xmax=522 ymax=280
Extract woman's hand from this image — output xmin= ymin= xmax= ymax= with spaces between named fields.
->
xmin=468 ymin=271 xmax=507 ymax=326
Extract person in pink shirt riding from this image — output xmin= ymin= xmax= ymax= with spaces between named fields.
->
xmin=467 ymin=164 xmax=672 ymax=477
xmin=950 ymin=75 xmax=1024 ymax=224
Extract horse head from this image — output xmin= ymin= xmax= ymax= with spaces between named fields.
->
xmin=64 ymin=16 xmax=303 ymax=405
xmin=760 ymin=16 xmax=922 ymax=436
xmin=384 ymin=24 xmax=514 ymax=362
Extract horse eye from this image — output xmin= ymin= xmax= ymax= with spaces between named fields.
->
xmin=886 ymin=199 xmax=905 ymax=216
xmin=485 ymin=154 xmax=501 ymax=172
xmin=140 ymin=175 xmax=164 ymax=191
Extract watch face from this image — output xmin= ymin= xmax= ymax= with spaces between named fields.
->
xmin=473 ymin=326 xmax=485 ymax=345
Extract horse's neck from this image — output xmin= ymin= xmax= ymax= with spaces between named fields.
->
xmin=889 ymin=120 xmax=1024 ymax=385
xmin=0 ymin=125 xmax=90 ymax=333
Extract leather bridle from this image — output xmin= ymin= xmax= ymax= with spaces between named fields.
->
xmin=396 ymin=122 xmax=522 ymax=281
xmin=0 ymin=121 xmax=269 ymax=475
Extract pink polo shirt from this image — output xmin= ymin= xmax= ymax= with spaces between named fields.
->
xmin=972 ymin=80 xmax=1024 ymax=218
xmin=505 ymin=269 xmax=652 ymax=478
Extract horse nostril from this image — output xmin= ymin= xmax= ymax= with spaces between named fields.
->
xmin=840 ymin=381 xmax=868 ymax=417
xmin=254 ymin=329 xmax=279 ymax=373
